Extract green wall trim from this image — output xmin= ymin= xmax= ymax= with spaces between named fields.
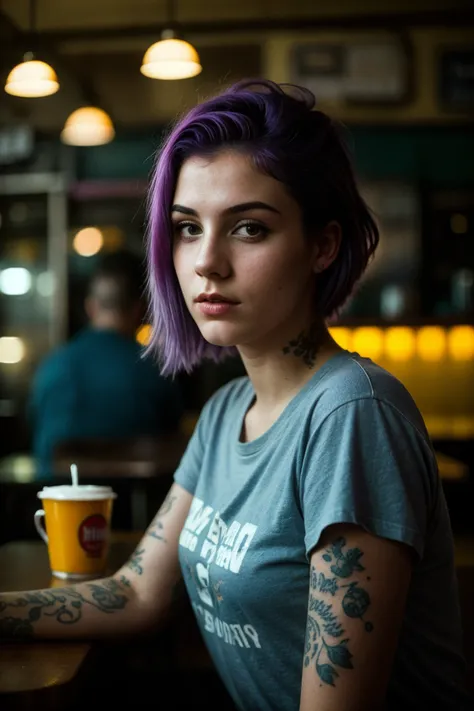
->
xmin=75 ymin=126 xmax=474 ymax=187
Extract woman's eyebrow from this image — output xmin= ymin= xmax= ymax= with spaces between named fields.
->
xmin=171 ymin=204 xmax=198 ymax=216
xmin=224 ymin=201 xmax=281 ymax=215
xmin=171 ymin=201 xmax=281 ymax=216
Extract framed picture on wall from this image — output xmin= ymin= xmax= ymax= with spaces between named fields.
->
xmin=291 ymin=44 xmax=345 ymax=102
xmin=343 ymin=38 xmax=412 ymax=105
xmin=291 ymin=35 xmax=412 ymax=107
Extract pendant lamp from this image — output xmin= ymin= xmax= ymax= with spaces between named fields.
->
xmin=61 ymin=107 xmax=115 ymax=146
xmin=140 ymin=0 xmax=202 ymax=80
xmin=4 ymin=1 xmax=59 ymax=98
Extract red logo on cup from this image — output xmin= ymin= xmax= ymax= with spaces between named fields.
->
xmin=78 ymin=514 xmax=108 ymax=557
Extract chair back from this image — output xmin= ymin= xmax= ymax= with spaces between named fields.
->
xmin=53 ymin=433 xmax=188 ymax=479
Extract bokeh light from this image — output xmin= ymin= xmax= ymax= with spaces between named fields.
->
xmin=416 ymin=327 xmax=446 ymax=362
xmin=0 ymin=337 xmax=25 ymax=364
xmin=329 ymin=327 xmax=352 ymax=351
xmin=384 ymin=327 xmax=416 ymax=361
xmin=36 ymin=271 xmax=56 ymax=298
xmin=0 ymin=267 xmax=32 ymax=296
xmin=352 ymin=327 xmax=384 ymax=359
xmin=136 ymin=324 xmax=152 ymax=346
xmin=73 ymin=227 xmax=104 ymax=257
xmin=447 ymin=325 xmax=474 ymax=361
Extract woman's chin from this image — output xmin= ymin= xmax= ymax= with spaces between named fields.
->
xmin=199 ymin=324 xmax=240 ymax=348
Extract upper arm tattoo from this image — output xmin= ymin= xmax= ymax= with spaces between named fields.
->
xmin=304 ymin=537 xmax=374 ymax=687
xmin=146 ymin=490 xmax=177 ymax=542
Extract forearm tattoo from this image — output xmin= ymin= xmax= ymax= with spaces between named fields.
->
xmin=282 ymin=322 xmax=326 ymax=368
xmin=146 ymin=490 xmax=177 ymax=542
xmin=124 ymin=490 xmax=177 ymax=577
xmin=0 ymin=576 xmax=132 ymax=641
xmin=126 ymin=548 xmax=145 ymax=576
xmin=304 ymin=537 xmax=374 ymax=687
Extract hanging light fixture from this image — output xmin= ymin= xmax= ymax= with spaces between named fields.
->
xmin=60 ymin=107 xmax=115 ymax=146
xmin=140 ymin=0 xmax=202 ymax=80
xmin=4 ymin=1 xmax=59 ymax=98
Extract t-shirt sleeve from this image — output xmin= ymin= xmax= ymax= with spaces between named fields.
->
xmin=299 ymin=397 xmax=438 ymax=561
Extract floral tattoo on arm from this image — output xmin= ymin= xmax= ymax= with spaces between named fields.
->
xmin=0 ymin=576 xmax=132 ymax=641
xmin=304 ymin=537 xmax=374 ymax=687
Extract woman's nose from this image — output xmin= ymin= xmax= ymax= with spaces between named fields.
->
xmin=194 ymin=235 xmax=231 ymax=280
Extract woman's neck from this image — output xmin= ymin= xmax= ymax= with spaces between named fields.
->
xmin=239 ymin=322 xmax=343 ymax=413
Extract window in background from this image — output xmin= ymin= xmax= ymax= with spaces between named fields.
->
xmin=0 ymin=184 xmax=67 ymax=455
xmin=340 ymin=181 xmax=421 ymax=322
xmin=422 ymin=188 xmax=473 ymax=319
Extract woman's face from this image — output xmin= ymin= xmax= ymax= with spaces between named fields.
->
xmin=171 ymin=150 xmax=321 ymax=353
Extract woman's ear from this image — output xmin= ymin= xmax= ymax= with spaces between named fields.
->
xmin=312 ymin=221 xmax=342 ymax=274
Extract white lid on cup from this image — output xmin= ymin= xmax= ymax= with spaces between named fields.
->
xmin=37 ymin=485 xmax=117 ymax=501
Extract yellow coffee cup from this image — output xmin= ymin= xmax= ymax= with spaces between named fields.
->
xmin=34 ymin=485 xmax=117 ymax=580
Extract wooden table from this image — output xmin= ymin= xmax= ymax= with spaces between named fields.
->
xmin=1 ymin=538 xmax=473 ymax=706
xmin=0 ymin=532 xmax=140 ymax=698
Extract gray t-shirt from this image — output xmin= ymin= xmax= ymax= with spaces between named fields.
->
xmin=175 ymin=350 xmax=469 ymax=710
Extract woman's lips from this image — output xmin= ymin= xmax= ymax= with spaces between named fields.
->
xmin=195 ymin=301 xmax=237 ymax=316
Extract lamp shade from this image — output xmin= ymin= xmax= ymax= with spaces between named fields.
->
xmin=140 ymin=37 xmax=202 ymax=80
xmin=61 ymin=107 xmax=115 ymax=146
xmin=5 ymin=59 xmax=59 ymax=98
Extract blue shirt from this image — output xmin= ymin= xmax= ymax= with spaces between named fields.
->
xmin=30 ymin=328 xmax=183 ymax=477
xmin=174 ymin=350 xmax=469 ymax=711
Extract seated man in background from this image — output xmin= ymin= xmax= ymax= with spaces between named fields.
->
xmin=29 ymin=249 xmax=184 ymax=478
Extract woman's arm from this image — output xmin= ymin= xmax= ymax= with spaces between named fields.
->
xmin=299 ymin=523 xmax=413 ymax=711
xmin=0 ymin=483 xmax=193 ymax=641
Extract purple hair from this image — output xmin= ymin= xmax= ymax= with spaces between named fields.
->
xmin=146 ymin=79 xmax=379 ymax=375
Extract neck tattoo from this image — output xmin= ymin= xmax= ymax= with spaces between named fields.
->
xmin=282 ymin=322 xmax=326 ymax=369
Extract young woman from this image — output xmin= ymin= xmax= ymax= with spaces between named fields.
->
xmin=0 ymin=80 xmax=469 ymax=711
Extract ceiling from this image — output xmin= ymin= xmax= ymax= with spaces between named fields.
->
xmin=1 ymin=0 xmax=473 ymax=132
xmin=2 ymin=0 xmax=472 ymax=33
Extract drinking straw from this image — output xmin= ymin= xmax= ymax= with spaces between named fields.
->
xmin=70 ymin=463 xmax=79 ymax=487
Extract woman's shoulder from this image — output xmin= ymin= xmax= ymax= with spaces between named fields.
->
xmin=307 ymin=351 xmax=428 ymax=438
xmin=321 ymin=351 xmax=411 ymax=400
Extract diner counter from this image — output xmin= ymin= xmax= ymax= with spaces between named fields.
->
xmin=0 ymin=532 xmax=140 ymax=694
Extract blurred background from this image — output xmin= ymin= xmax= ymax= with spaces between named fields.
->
xmin=0 ymin=0 xmax=473 ymax=535
xmin=0 ymin=1 xmax=474 ymax=704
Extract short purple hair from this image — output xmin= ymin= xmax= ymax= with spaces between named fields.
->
xmin=146 ymin=79 xmax=379 ymax=375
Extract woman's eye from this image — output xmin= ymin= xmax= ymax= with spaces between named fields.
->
xmin=175 ymin=222 xmax=201 ymax=239
xmin=234 ymin=222 xmax=268 ymax=239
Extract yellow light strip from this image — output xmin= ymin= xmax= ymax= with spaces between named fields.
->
xmin=424 ymin=416 xmax=474 ymax=440
xmin=329 ymin=325 xmax=474 ymax=362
